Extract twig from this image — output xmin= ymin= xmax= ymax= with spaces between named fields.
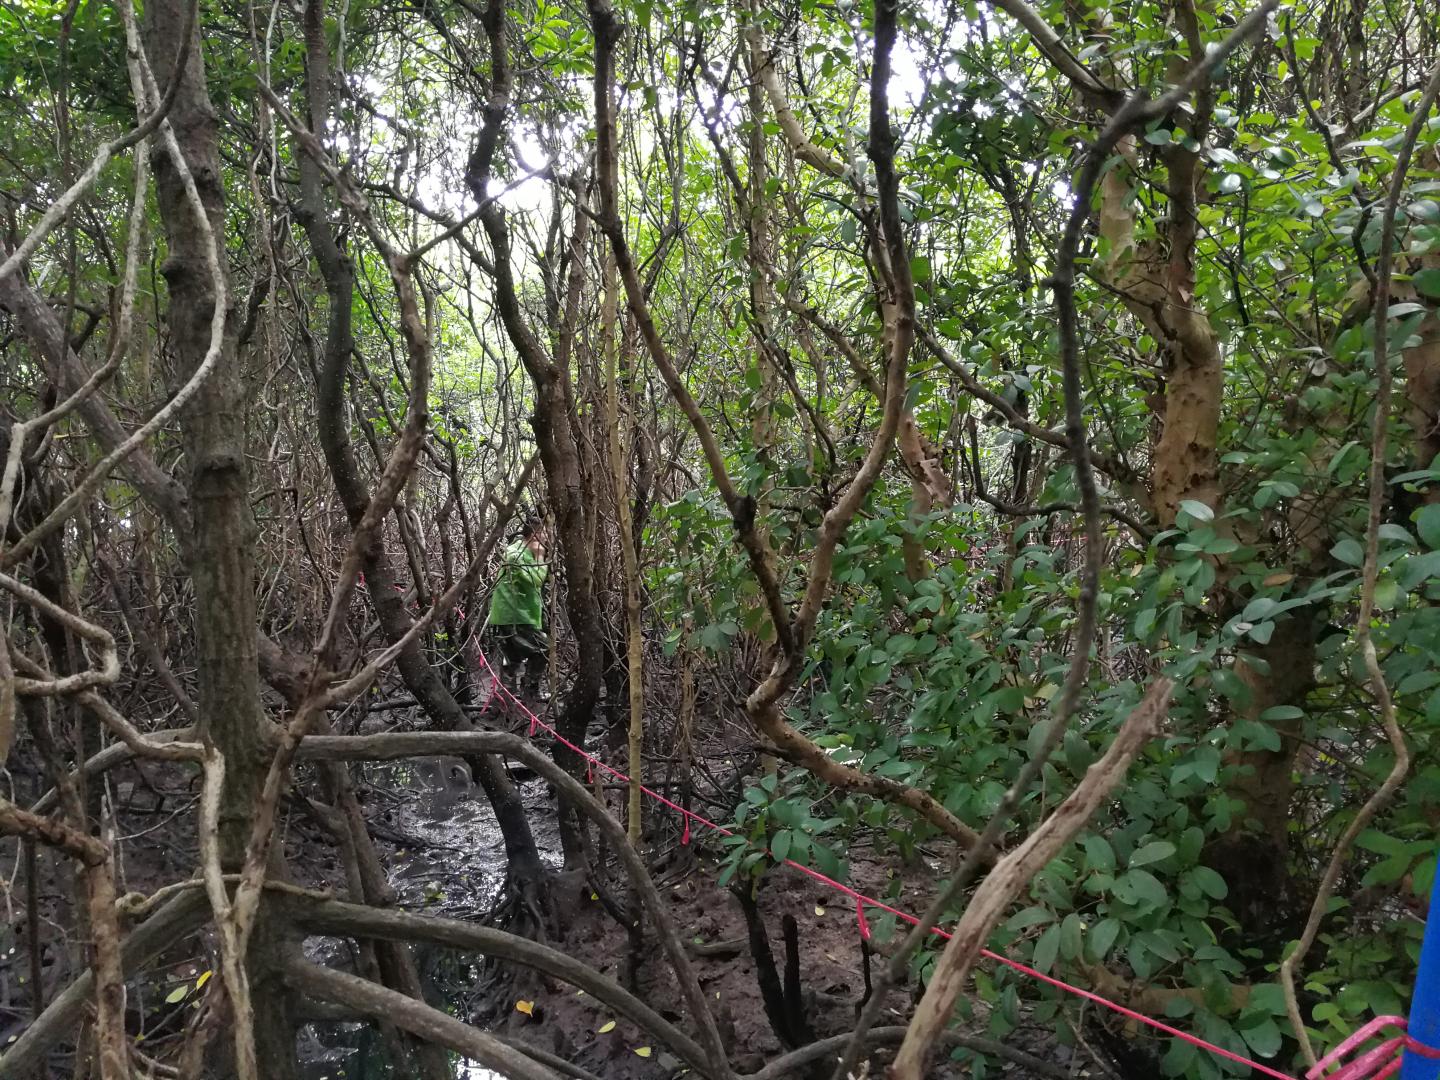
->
xmin=1 ymin=572 xmax=119 ymax=696
xmin=1 ymin=0 xmax=224 ymax=572
xmin=0 ymin=0 xmax=193 ymax=286
xmin=0 ymin=124 xmax=149 ymax=543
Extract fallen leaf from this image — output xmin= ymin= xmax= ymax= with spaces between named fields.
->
xmin=634 ymin=1047 xmax=653 ymax=1058
xmin=815 ymin=905 xmax=826 ymax=917
xmin=515 ymin=1000 xmax=534 ymax=1016
xmin=165 ymin=986 xmax=187 ymax=1005
xmin=195 ymin=970 xmax=213 ymax=990
xmin=1262 ymin=572 xmax=1294 ymax=587
xmin=598 ymin=1020 xmax=616 ymax=1034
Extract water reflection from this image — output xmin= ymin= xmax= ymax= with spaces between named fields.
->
xmin=298 ymin=759 xmax=561 ymax=1079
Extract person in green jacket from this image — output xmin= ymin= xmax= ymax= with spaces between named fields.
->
xmin=484 ymin=513 xmax=549 ymax=703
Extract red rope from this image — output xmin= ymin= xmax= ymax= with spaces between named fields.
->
xmin=473 ymin=648 xmax=1299 ymax=1080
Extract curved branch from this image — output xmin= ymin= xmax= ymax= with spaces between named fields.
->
xmin=283 ymin=958 xmax=560 ymax=1080
xmin=284 ymin=897 xmax=714 ymax=1076
xmin=1 ymin=0 xmax=225 ymax=572
xmin=2 ymin=574 xmax=119 ymax=697
xmin=917 ymin=325 xmax=1137 ymax=488
xmin=0 ymin=0 xmax=194 ymax=286
xmin=0 ymin=126 xmax=149 ymax=543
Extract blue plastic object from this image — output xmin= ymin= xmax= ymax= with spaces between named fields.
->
xmin=1402 ymin=866 xmax=1440 ymax=1079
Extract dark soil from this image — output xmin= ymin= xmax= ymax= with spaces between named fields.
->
xmin=1 ymin=702 xmax=1085 ymax=1080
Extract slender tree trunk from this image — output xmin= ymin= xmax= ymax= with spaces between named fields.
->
xmin=1099 ymin=124 xmax=1317 ymax=936
xmin=602 ymin=250 xmax=645 ymax=845
xmin=291 ymin=0 xmax=547 ymax=902
xmin=141 ymin=0 xmax=296 ymax=1069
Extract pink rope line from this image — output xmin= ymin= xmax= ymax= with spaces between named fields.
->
xmin=472 ymin=648 xmax=1299 ymax=1079
xmin=1307 ymin=1016 xmax=1440 ymax=1080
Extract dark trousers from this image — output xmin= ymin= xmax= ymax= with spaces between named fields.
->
xmin=484 ymin=624 xmax=547 ymax=698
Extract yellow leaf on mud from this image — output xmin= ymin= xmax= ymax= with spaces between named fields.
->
xmin=634 ymin=1047 xmax=653 ymax=1058
xmin=515 ymin=1000 xmax=534 ymax=1016
xmin=195 ymin=971 xmax=213 ymax=990
xmin=599 ymin=1020 xmax=616 ymax=1034
xmin=815 ymin=905 xmax=826 ymax=917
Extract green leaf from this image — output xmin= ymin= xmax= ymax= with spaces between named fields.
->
xmin=1032 ymin=924 xmax=1062 ymax=974
xmin=1241 ymin=1018 xmax=1283 ymax=1058
xmin=165 ymin=985 xmax=188 ymax=1005
xmin=1178 ymin=499 xmax=1214 ymax=524
xmin=1414 ymin=268 xmax=1440 ymax=298
xmin=1242 ymin=597 xmax=1278 ymax=622
xmin=1259 ymin=705 xmax=1304 ymax=721
xmin=1248 ymin=983 xmax=1288 ymax=1014
xmin=771 ymin=829 xmax=792 ymax=863
xmin=1005 ymin=906 xmax=1054 ymax=932
xmin=1115 ymin=869 xmax=1167 ymax=908
xmin=1362 ymin=852 xmax=1412 ymax=886
xmin=1191 ymin=866 xmax=1228 ymax=899
xmin=1060 ymin=913 xmax=1085 ymax=961
xmin=1356 ymin=829 xmax=1409 ymax=855
xmin=1087 ymin=918 xmax=1121 ymax=961
xmin=1162 ymin=1037 xmax=1198 ymax=1077
xmin=1129 ymin=841 xmax=1177 ymax=868
xmin=1330 ymin=538 xmax=1364 ymax=566
xmin=1418 ymin=504 xmax=1440 ymax=550
xmin=1082 ymin=834 xmax=1116 ymax=873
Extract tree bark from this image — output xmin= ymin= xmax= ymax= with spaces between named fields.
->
xmin=1208 ymin=616 xmax=1318 ymax=933
xmin=140 ymin=0 xmax=295 ymax=1069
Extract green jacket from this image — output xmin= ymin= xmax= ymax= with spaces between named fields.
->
xmin=486 ymin=539 xmax=547 ymax=628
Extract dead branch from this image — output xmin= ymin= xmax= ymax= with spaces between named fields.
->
xmin=887 ymin=680 xmax=1171 ymax=1078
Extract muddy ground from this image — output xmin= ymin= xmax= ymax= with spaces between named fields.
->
xmin=1 ymin=702 xmax=1092 ymax=1080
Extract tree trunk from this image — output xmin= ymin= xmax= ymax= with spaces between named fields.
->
xmin=1207 ymin=617 xmax=1318 ymax=934
xmin=290 ymin=0 xmax=547 ymax=900
xmin=140 ymin=0 xmax=295 ymax=1069
xmin=602 ymin=250 xmax=646 ymax=845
